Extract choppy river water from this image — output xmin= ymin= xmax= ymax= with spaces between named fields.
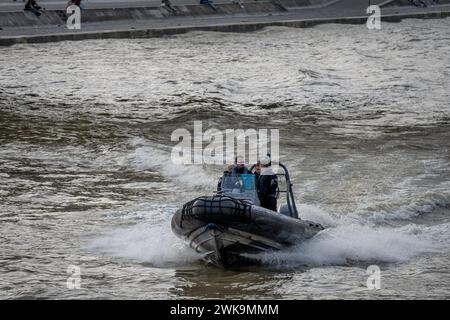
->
xmin=0 ymin=18 xmax=449 ymax=299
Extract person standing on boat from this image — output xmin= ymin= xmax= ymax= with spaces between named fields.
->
xmin=253 ymin=160 xmax=261 ymax=179
xmin=256 ymin=156 xmax=278 ymax=212
xmin=231 ymin=156 xmax=249 ymax=175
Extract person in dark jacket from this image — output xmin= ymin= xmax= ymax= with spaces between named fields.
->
xmin=256 ymin=156 xmax=278 ymax=212
xmin=24 ymin=0 xmax=41 ymax=10
xmin=253 ymin=160 xmax=261 ymax=180
xmin=231 ymin=156 xmax=249 ymax=175
xmin=66 ymin=0 xmax=84 ymax=11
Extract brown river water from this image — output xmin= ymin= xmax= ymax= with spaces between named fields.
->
xmin=0 ymin=18 xmax=449 ymax=299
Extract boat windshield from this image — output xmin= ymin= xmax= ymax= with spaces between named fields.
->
xmin=217 ymin=173 xmax=259 ymax=205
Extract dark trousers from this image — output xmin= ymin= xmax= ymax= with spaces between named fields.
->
xmin=260 ymin=196 xmax=277 ymax=212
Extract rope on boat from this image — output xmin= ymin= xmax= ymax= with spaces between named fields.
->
xmin=180 ymin=195 xmax=252 ymax=227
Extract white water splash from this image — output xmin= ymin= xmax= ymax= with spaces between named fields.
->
xmin=249 ymin=204 xmax=447 ymax=267
xmin=86 ymin=222 xmax=203 ymax=267
xmin=126 ymin=138 xmax=217 ymax=189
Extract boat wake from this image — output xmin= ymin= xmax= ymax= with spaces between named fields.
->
xmin=246 ymin=202 xmax=449 ymax=268
xmin=84 ymin=196 xmax=449 ymax=269
xmin=126 ymin=138 xmax=216 ymax=190
xmin=83 ymin=141 xmax=450 ymax=269
xmin=85 ymin=220 xmax=203 ymax=268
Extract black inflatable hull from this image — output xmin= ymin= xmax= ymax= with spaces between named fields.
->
xmin=171 ymin=196 xmax=324 ymax=268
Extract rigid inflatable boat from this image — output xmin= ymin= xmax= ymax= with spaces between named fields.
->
xmin=171 ymin=163 xmax=324 ymax=268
